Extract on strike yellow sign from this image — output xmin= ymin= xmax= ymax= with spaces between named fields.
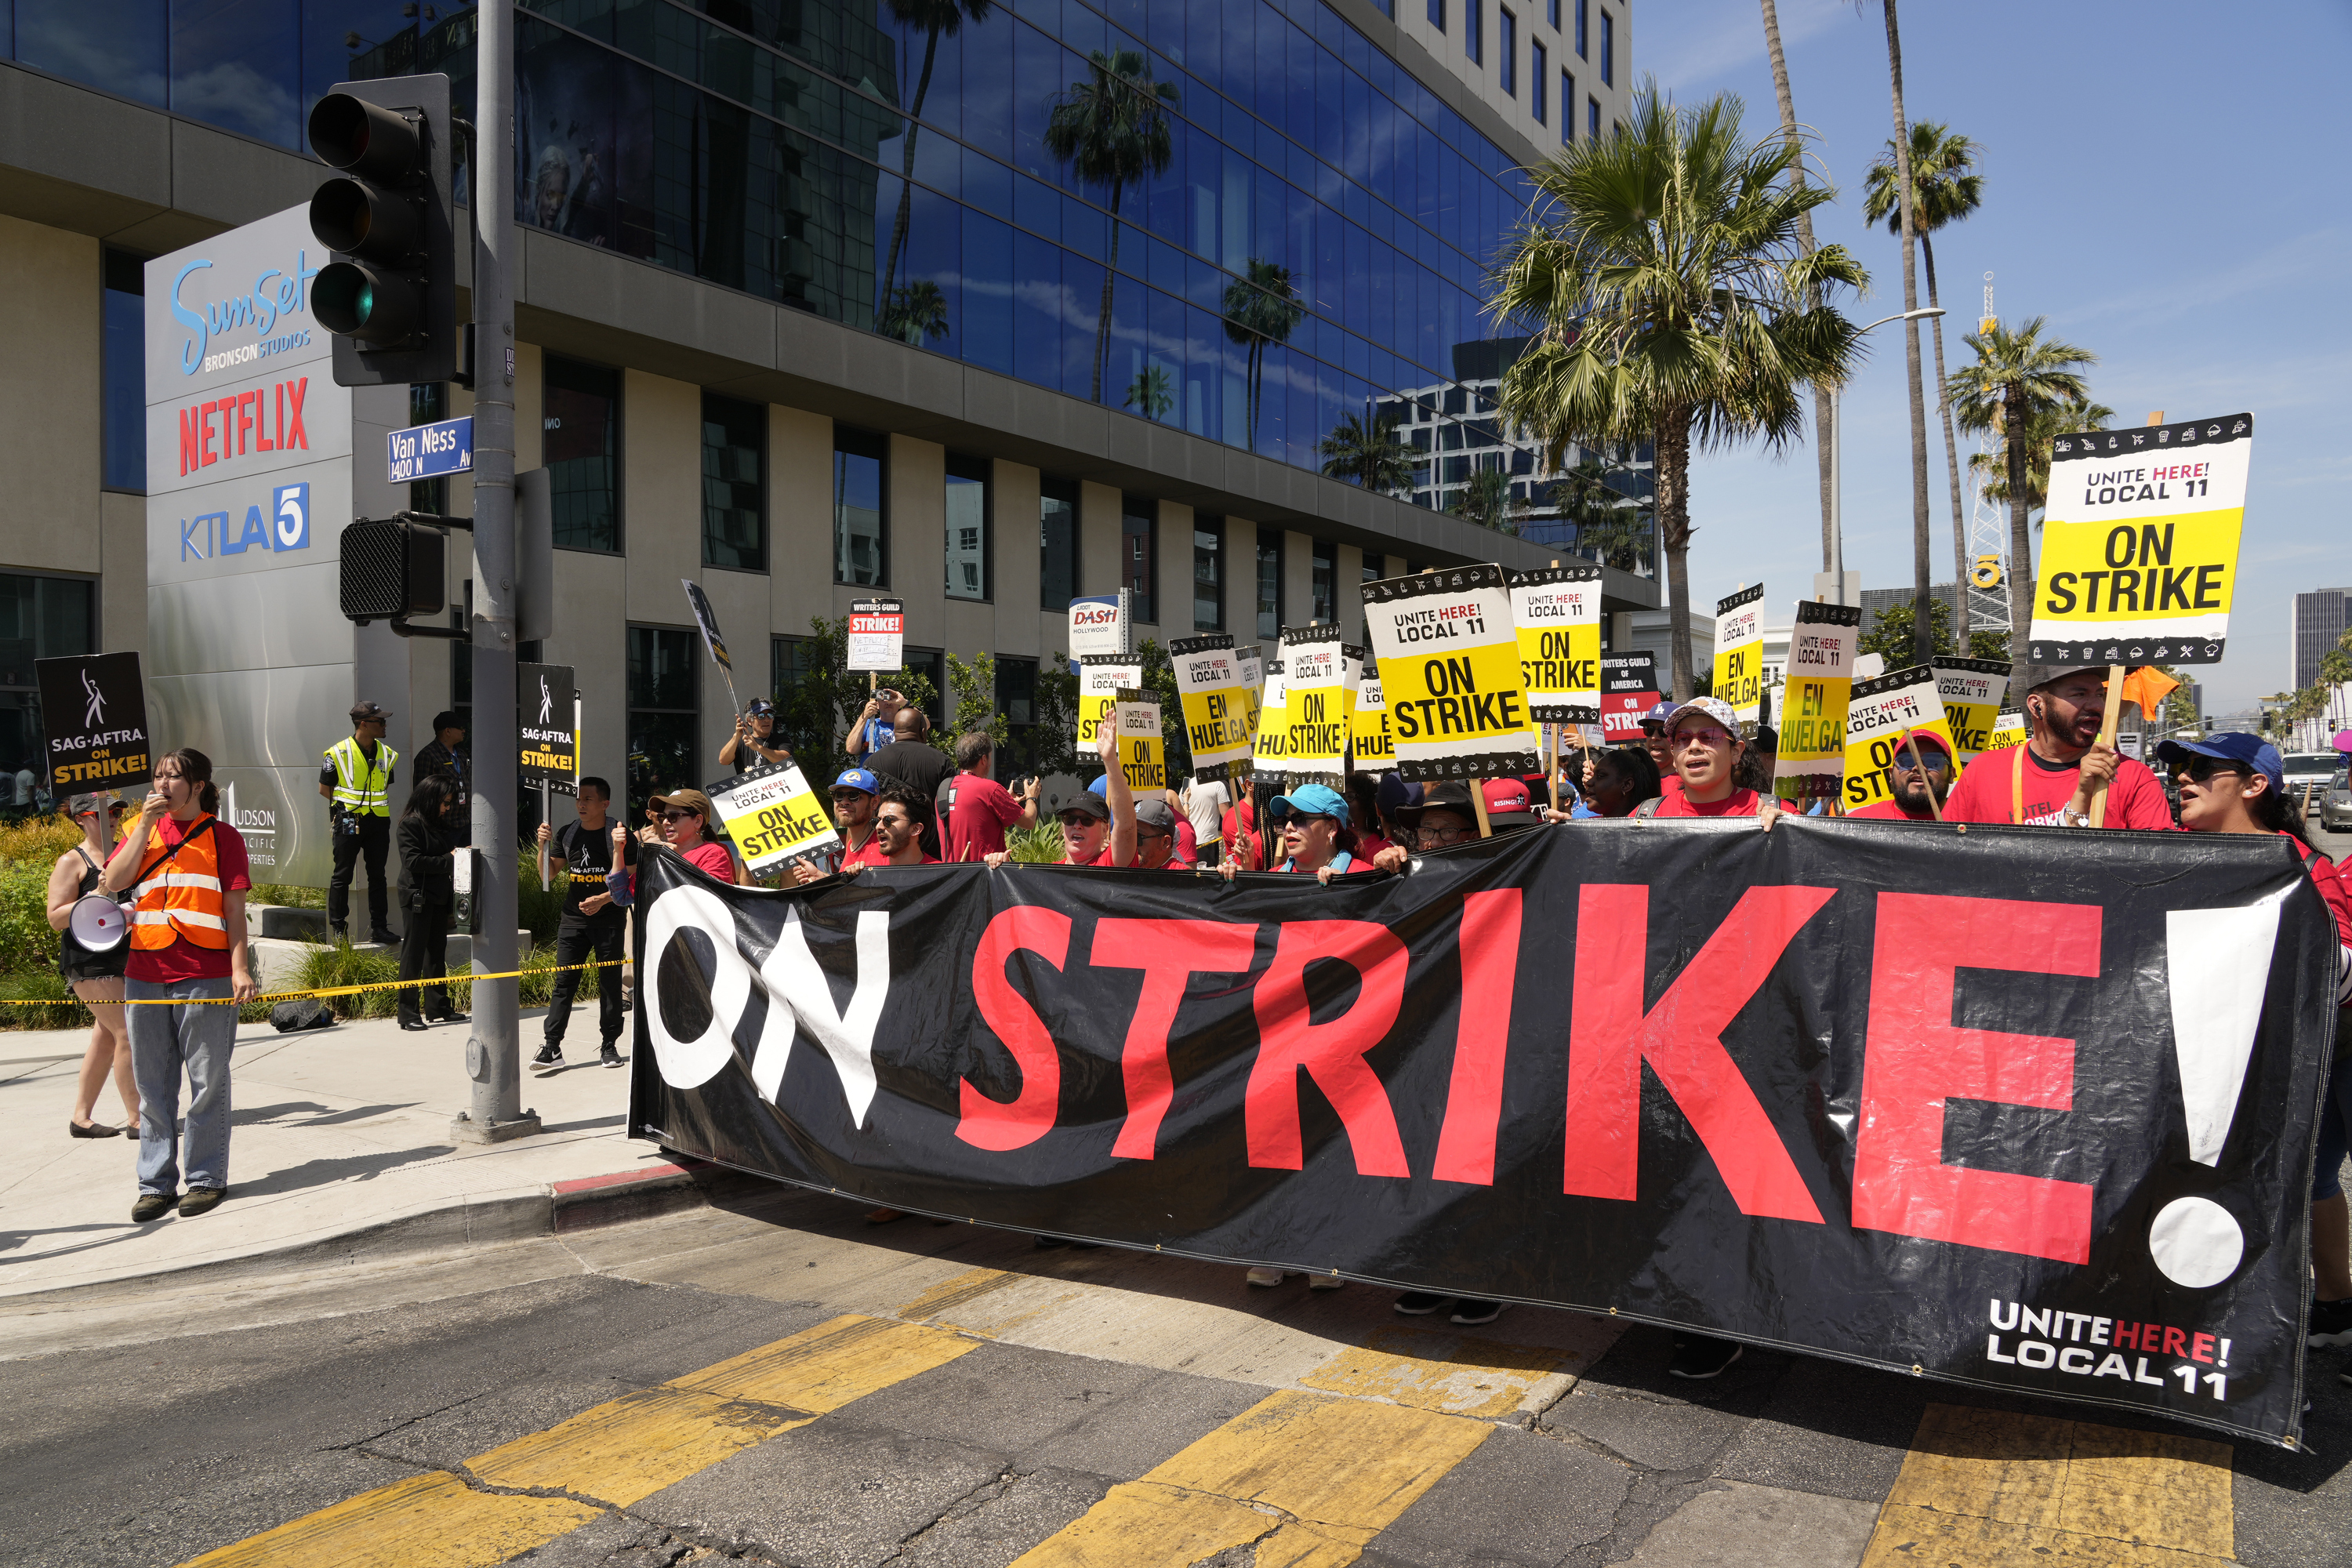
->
xmin=1279 ymin=626 xmax=1351 ymax=779
xmin=706 ymin=762 xmax=840 ymax=870
xmin=1077 ymin=654 xmax=1142 ymax=747
xmin=1114 ymin=690 xmax=1165 ymax=791
xmin=1508 ymin=564 xmax=1602 ymax=722
xmin=1711 ymin=583 xmax=1766 ymax=724
xmin=1933 ymin=657 xmax=2012 ymax=764
xmin=1251 ymin=656 xmax=1289 ymax=771
xmin=2028 ymin=413 xmax=2252 ymax=666
xmin=1360 ymin=564 xmax=1540 ymax=782
xmin=1842 ymin=666 xmax=1957 ymax=812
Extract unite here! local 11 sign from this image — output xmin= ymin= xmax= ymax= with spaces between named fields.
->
xmin=1351 ymin=670 xmax=1394 ymax=769
xmin=1360 ymin=564 xmax=1541 ymax=782
xmin=1077 ymin=655 xmax=1142 ymax=748
xmin=1168 ymin=633 xmax=1254 ymax=782
xmin=1844 ymin=665 xmax=1958 ymax=812
xmin=2028 ymin=413 xmax=2252 ymax=666
xmin=1935 ymin=657 xmax=2014 ymax=764
xmin=1509 ymin=565 xmax=1603 ymax=723
xmin=847 ymin=598 xmax=906 ymax=672
xmin=1277 ymin=625 xmax=1354 ymax=780
xmin=1711 ymin=583 xmax=1767 ymax=726
xmin=1773 ymin=602 xmax=1861 ymax=800
xmin=1113 ymin=691 xmax=1166 ymax=791
xmin=706 ymin=762 xmax=840 ymax=872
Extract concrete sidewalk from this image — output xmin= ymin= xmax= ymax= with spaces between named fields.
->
xmin=0 ymin=1007 xmax=670 ymax=1299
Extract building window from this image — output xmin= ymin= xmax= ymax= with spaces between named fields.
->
xmin=1600 ymin=6 xmax=1613 ymax=83
xmin=904 ymin=648 xmax=946 ymax=730
xmin=1465 ymin=0 xmax=1482 ymax=64
xmin=1039 ymin=476 xmax=1079 ymax=612
xmin=1312 ymin=541 xmax=1338 ymax=625
xmin=1576 ymin=0 xmax=1588 ymax=56
xmin=0 ymin=572 xmax=96 ymax=811
xmin=1428 ymin=0 xmax=1445 ymax=31
xmin=544 ymin=354 xmax=621 ymax=553
xmin=1122 ymin=494 xmax=1156 ymax=624
xmin=1563 ymin=71 xmax=1575 ymax=141
xmin=1548 ymin=0 xmax=1560 ymax=28
xmin=101 ymin=249 xmax=145 ymax=492
xmin=944 ymin=453 xmax=991 ymax=601
xmin=834 ymin=426 xmax=887 ymax=586
xmin=1590 ymin=96 xmax=1602 ymax=137
xmin=1256 ymin=528 xmax=1283 ymax=640
xmin=1531 ymin=40 xmax=1547 ymax=121
xmin=1500 ymin=10 xmax=1517 ymax=95
xmin=702 ymin=392 xmax=766 ymax=572
xmin=773 ymin=635 xmax=815 ymax=706
xmin=408 ymin=382 xmax=450 ymax=516
xmin=996 ymin=656 xmax=1039 ymax=775
xmin=627 ymin=625 xmax=699 ymax=811
xmin=1193 ymin=519 xmax=1225 ymax=631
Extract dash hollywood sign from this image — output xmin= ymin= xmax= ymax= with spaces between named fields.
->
xmin=630 ymin=823 xmax=2337 ymax=1450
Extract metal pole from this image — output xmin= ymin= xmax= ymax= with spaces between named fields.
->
xmin=1828 ymin=387 xmax=1843 ymax=583
xmin=457 ymin=0 xmax=535 ymax=1143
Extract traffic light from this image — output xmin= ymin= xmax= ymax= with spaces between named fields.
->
xmin=307 ymin=73 xmax=457 ymax=387
xmin=339 ymin=519 xmax=448 ymax=626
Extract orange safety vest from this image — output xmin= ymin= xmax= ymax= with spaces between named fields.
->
xmin=129 ymin=816 xmax=230 ymax=950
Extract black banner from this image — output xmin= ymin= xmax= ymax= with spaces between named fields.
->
xmin=629 ymin=822 xmax=2336 ymax=1448
xmin=35 ymin=652 xmax=151 ymax=793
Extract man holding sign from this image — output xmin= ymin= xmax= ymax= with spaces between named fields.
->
xmin=1944 ymin=663 xmax=2173 ymax=829
xmin=532 ymin=777 xmax=632 ymax=1073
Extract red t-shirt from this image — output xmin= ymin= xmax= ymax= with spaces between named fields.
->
xmin=681 ymin=840 xmax=737 ymax=883
xmin=120 ymin=814 xmax=252 ymax=984
xmin=1944 ymin=745 xmax=2175 ymax=829
xmin=942 ymin=771 xmax=1024 ymax=862
xmin=1653 ymin=787 xmax=1763 ymax=818
xmin=1658 ymin=774 xmax=1685 ymax=799
xmin=1173 ymin=816 xmax=1199 ymax=868
xmin=1845 ymin=798 xmax=1930 ymax=822
xmin=839 ymin=829 xmax=891 ymax=871
xmin=1355 ymin=829 xmax=1396 ymax=860
xmin=2288 ymin=836 xmax=2352 ymax=949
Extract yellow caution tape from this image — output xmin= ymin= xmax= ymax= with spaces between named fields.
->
xmin=1 ymin=958 xmax=628 ymax=1007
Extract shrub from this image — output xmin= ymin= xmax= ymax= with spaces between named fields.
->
xmin=1004 ymin=823 xmax=1065 ymax=864
xmin=0 ymin=814 xmax=84 ymax=869
xmin=0 ymin=969 xmax=83 ymax=1030
xmin=0 ymin=861 xmax=63 ymax=975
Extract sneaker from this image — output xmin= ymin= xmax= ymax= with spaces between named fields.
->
xmin=600 ymin=1043 xmax=623 ymax=1069
xmin=1450 ymin=1299 xmax=1506 ymax=1327
xmin=1668 ymin=1336 xmax=1744 ymax=1381
xmin=1306 ymin=1275 xmax=1345 ymax=1290
xmin=866 ymin=1207 xmax=906 ymax=1225
xmin=178 ymin=1187 xmax=226 ymax=1218
xmin=2309 ymin=1296 xmax=2352 ymax=1347
xmin=131 ymin=1192 xmax=175 ymax=1222
xmin=1244 ymin=1266 xmax=1287 ymax=1287
xmin=1393 ymin=1291 xmax=1452 ymax=1316
xmin=531 ymin=1044 xmax=564 ymax=1076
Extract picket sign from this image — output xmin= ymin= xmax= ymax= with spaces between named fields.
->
xmin=1167 ymin=633 xmax=1253 ymax=783
xmin=1774 ymin=601 xmax=1862 ymax=801
xmin=1077 ymin=654 xmax=1142 ymax=749
xmin=1712 ymin=583 xmax=1767 ymax=728
xmin=1113 ymin=689 xmax=1165 ymax=792
xmin=705 ymin=762 xmax=839 ymax=872
xmin=1278 ymin=625 xmax=1352 ymax=781
xmin=1843 ymin=666 xmax=1957 ymax=813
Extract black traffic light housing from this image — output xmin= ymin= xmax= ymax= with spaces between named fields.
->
xmin=341 ymin=516 xmax=461 ymax=637
xmin=308 ymin=73 xmax=457 ymax=387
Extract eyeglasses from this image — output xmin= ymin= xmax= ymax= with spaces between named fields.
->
xmin=1674 ymin=727 xmax=1736 ymax=750
xmin=2174 ymin=756 xmax=2250 ymax=786
xmin=660 ymin=809 xmax=700 ymax=822
xmin=1415 ymin=824 xmax=1478 ymax=848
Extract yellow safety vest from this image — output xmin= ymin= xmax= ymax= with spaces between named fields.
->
xmin=326 ymin=735 xmax=399 ymax=816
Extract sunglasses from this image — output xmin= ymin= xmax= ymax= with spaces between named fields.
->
xmin=2174 ymin=756 xmax=2250 ymax=786
xmin=829 ymin=792 xmax=869 ymax=806
xmin=1892 ymin=750 xmax=1951 ymax=773
xmin=1674 ymin=727 xmax=1737 ymax=750
xmin=1057 ymin=812 xmax=1102 ymax=829
xmin=660 ymin=808 xmax=701 ymax=822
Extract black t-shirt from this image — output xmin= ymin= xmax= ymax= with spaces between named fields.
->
xmin=551 ymin=820 xmax=632 ymax=920
xmin=867 ymin=740 xmax=953 ymax=802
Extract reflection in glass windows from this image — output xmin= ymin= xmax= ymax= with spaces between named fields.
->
xmin=903 ymin=648 xmax=946 ymax=730
xmin=996 ymin=655 xmax=1038 ymax=775
xmin=173 ymin=0 xmax=299 ymax=147
xmin=1039 ymin=477 xmax=1078 ymax=612
xmin=702 ymin=392 xmax=766 ymax=571
xmin=944 ymin=454 xmax=990 ymax=602
xmin=14 ymin=0 xmax=168 ymax=111
xmin=1121 ymin=495 xmax=1156 ymax=626
xmin=1256 ymin=528 xmax=1283 ymax=641
xmin=1312 ymin=541 xmax=1337 ymax=625
xmin=0 ymin=573 xmax=95 ymax=815
xmin=544 ymin=354 xmax=621 ymax=552
xmin=627 ymin=623 xmax=697 ymax=811
xmin=1531 ymin=40 xmax=1546 ymax=124
xmin=1500 ymin=9 xmax=1516 ymax=96
xmin=1576 ymin=0 xmax=1588 ymax=56
xmin=1563 ymin=71 xmax=1574 ymax=142
xmin=834 ymin=426 xmax=887 ymax=586
xmin=1192 ymin=520 xmax=1224 ymax=632
xmin=1465 ymin=0 xmax=1483 ymax=64
xmin=1600 ymin=5 xmax=1613 ymax=84
xmin=1428 ymin=0 xmax=1446 ymax=30
xmin=102 ymin=249 xmax=146 ymax=492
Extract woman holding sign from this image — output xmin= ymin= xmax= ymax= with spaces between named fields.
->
xmin=49 ymin=792 xmax=136 ymax=1138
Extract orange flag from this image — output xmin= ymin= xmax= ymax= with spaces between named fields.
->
xmin=2118 ymin=666 xmax=2181 ymax=722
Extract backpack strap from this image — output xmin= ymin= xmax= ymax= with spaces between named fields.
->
xmin=1633 ymin=797 xmax=1664 ymax=820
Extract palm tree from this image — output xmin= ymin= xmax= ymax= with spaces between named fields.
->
xmin=1044 ymin=50 xmax=1179 ymax=404
xmin=1865 ymin=121 xmax=1984 ymax=641
xmin=1221 ymin=259 xmax=1304 ymax=453
xmin=1755 ymin=0 xmax=1836 ymax=577
xmin=879 ymin=280 xmax=950 ymax=345
xmin=1551 ymin=459 xmax=1652 ymax=572
xmin=1871 ymin=1 xmax=1936 ymax=667
xmin=1124 ymin=364 xmax=1173 ymax=422
xmin=1969 ymin=398 xmax=2114 ymax=517
xmin=1944 ymin=317 xmax=2097 ymax=639
xmin=1492 ymin=87 xmax=1867 ymax=699
xmin=1317 ymin=411 xmax=1416 ymax=494
xmin=1450 ymin=468 xmax=1523 ymax=535
xmin=877 ymin=0 xmax=994 ymax=321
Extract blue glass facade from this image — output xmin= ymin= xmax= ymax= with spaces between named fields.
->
xmin=9 ymin=0 xmax=1551 ymax=498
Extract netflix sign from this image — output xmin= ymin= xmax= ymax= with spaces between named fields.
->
xmin=629 ymin=822 xmax=2338 ymax=1450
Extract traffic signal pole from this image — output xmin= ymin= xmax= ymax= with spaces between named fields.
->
xmin=458 ymin=0 xmax=534 ymax=1143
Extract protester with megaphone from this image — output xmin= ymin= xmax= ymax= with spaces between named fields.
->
xmin=47 ymin=791 xmax=135 ymax=1138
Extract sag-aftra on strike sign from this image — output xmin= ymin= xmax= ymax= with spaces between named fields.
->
xmin=1361 ymin=565 xmax=1541 ymax=782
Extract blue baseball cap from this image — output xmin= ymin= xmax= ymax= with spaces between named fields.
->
xmin=2156 ymin=733 xmax=2284 ymax=797
xmin=1265 ymin=782 xmax=1349 ymax=826
xmin=1641 ymin=700 xmax=1676 ymax=731
xmin=830 ymin=768 xmax=880 ymax=795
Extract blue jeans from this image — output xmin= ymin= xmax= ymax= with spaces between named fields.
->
xmin=127 ymin=975 xmax=234 ymax=1196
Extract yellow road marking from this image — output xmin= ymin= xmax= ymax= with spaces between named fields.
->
xmin=178 ymin=1315 xmax=975 ymax=1568
xmin=898 ymin=1265 xmax=1019 ymax=1323
xmin=1298 ymin=1324 xmax=1579 ymax=1418
xmin=180 ymin=1472 xmax=600 ymax=1568
xmin=1010 ymin=1388 xmax=1492 ymax=1568
xmin=1859 ymin=1403 xmax=2234 ymax=1566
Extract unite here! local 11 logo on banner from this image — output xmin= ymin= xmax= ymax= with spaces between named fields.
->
xmin=2028 ymin=413 xmax=2252 ymax=666
xmin=1508 ymin=565 xmax=1603 ymax=723
xmin=1360 ymin=564 xmax=1541 ymax=782
xmin=1711 ymin=583 xmax=1767 ymax=726
xmin=1168 ymin=633 xmax=1253 ymax=782
xmin=1773 ymin=602 xmax=1861 ymax=800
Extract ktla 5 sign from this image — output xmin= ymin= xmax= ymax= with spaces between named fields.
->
xmin=179 ymin=482 xmax=311 ymax=560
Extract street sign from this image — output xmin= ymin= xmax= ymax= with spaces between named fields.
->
xmin=387 ymin=415 xmax=474 ymax=483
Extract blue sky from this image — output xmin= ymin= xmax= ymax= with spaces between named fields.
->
xmin=1642 ymin=0 xmax=2351 ymax=714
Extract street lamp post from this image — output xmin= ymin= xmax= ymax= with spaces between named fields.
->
xmin=1824 ymin=307 xmax=1947 ymax=607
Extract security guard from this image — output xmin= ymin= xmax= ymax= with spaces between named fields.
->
xmin=320 ymin=701 xmax=400 ymax=943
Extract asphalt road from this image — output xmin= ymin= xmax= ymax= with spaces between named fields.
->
xmin=5 ymin=1183 xmax=2350 ymax=1568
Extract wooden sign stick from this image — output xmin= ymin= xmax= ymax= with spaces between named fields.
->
xmin=1547 ymin=726 xmax=1561 ymax=815
xmin=2087 ymin=665 xmax=2127 ymax=828
xmin=1469 ymin=777 xmax=1494 ymax=838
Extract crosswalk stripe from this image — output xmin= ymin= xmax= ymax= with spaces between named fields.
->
xmin=1858 ymin=1403 xmax=2234 ymax=1565
xmin=1007 ymin=1387 xmax=1494 ymax=1568
xmin=1297 ymin=1323 xmax=1584 ymax=1419
xmin=177 ymin=1315 xmax=976 ymax=1568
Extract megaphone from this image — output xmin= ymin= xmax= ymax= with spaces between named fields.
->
xmin=70 ymin=894 xmax=128 ymax=953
